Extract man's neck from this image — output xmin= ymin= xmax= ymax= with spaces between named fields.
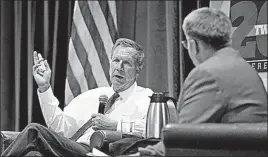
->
xmin=112 ymin=82 xmax=137 ymax=101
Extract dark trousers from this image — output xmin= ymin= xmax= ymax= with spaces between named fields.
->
xmin=1 ymin=123 xmax=91 ymax=156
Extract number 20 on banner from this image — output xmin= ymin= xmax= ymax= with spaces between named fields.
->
xmin=231 ymin=1 xmax=267 ymax=60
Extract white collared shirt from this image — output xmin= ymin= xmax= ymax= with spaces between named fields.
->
xmin=37 ymin=82 xmax=153 ymax=146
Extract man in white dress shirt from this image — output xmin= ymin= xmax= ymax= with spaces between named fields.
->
xmin=1 ymin=38 xmax=153 ymax=156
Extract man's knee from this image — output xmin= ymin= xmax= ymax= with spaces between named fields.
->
xmin=25 ymin=123 xmax=46 ymax=131
xmin=22 ymin=123 xmax=49 ymax=140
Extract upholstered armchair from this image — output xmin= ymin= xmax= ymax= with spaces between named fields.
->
xmin=162 ymin=123 xmax=268 ymax=156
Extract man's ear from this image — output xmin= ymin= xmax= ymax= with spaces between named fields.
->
xmin=137 ymin=64 xmax=143 ymax=73
xmin=188 ymin=39 xmax=199 ymax=55
xmin=135 ymin=73 xmax=140 ymax=79
xmin=135 ymin=65 xmax=142 ymax=78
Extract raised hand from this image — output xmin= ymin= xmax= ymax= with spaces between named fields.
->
xmin=91 ymin=113 xmax=118 ymax=131
xmin=33 ymin=51 xmax=51 ymax=92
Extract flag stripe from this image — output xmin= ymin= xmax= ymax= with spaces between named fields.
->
xmin=98 ymin=0 xmax=118 ymax=43
xmin=107 ymin=1 xmax=118 ymax=30
xmin=68 ymin=39 xmax=89 ymax=92
xmin=65 ymin=0 xmax=117 ymax=105
xmin=71 ymin=23 xmax=98 ymax=89
xmin=86 ymin=1 xmax=114 ymax=61
xmin=65 ymin=79 xmax=74 ymax=105
xmin=78 ymin=1 xmax=110 ymax=81
xmin=73 ymin=3 xmax=109 ymax=87
xmin=66 ymin=61 xmax=81 ymax=97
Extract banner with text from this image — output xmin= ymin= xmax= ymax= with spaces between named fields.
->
xmin=210 ymin=0 xmax=267 ymax=90
xmin=210 ymin=0 xmax=267 ymax=72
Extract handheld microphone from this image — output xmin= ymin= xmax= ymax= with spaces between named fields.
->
xmin=98 ymin=94 xmax=108 ymax=114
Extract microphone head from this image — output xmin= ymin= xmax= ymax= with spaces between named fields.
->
xmin=99 ymin=94 xmax=108 ymax=104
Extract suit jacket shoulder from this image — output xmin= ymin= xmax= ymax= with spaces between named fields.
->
xmin=178 ymin=47 xmax=267 ymax=123
xmin=178 ymin=66 xmax=225 ymax=123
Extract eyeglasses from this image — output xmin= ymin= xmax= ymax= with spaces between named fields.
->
xmin=181 ymin=39 xmax=198 ymax=50
xmin=181 ymin=40 xmax=188 ymax=49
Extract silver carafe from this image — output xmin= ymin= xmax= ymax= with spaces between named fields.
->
xmin=145 ymin=93 xmax=176 ymax=139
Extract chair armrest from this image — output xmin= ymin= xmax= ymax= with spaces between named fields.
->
xmin=1 ymin=131 xmax=21 ymax=153
xmin=162 ymin=123 xmax=267 ymax=151
xmin=90 ymin=130 xmax=122 ymax=150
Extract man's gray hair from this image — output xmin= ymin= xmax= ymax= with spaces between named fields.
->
xmin=110 ymin=38 xmax=145 ymax=73
xmin=182 ymin=7 xmax=232 ymax=50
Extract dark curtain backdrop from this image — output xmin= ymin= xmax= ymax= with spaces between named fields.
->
xmin=1 ymin=0 xmax=75 ymax=131
xmin=1 ymin=0 xmax=209 ymax=131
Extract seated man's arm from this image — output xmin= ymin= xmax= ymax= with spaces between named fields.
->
xmin=33 ymin=52 xmax=80 ymax=137
xmin=177 ymin=67 xmax=226 ymax=123
xmin=38 ymin=87 xmax=80 ymax=137
xmin=38 ymin=87 xmax=101 ymax=138
xmin=33 ymin=52 xmax=99 ymax=138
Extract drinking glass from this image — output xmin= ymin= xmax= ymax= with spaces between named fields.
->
xmin=121 ymin=115 xmax=135 ymax=133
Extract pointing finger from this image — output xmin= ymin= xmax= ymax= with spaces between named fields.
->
xmin=38 ymin=53 xmax=43 ymax=60
xmin=33 ymin=51 xmax=38 ymax=64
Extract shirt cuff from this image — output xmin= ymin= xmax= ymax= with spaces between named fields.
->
xmin=37 ymin=87 xmax=58 ymax=106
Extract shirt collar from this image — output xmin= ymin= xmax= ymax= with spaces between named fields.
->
xmin=111 ymin=82 xmax=137 ymax=101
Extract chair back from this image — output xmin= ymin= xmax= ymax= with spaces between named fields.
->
xmin=163 ymin=123 xmax=268 ymax=156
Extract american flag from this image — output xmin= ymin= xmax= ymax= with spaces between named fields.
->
xmin=65 ymin=1 xmax=118 ymax=105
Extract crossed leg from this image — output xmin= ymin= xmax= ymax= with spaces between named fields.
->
xmin=1 ymin=123 xmax=90 ymax=156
